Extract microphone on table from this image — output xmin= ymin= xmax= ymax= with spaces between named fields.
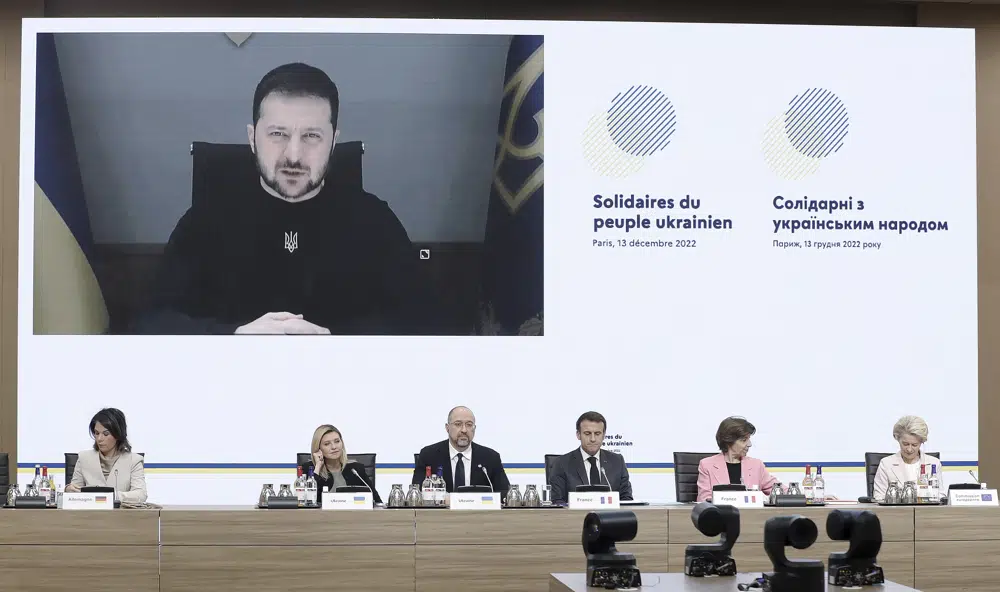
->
xmin=478 ymin=464 xmax=495 ymax=491
xmin=600 ymin=462 xmax=612 ymax=489
xmin=113 ymin=469 xmax=119 ymax=503
xmin=969 ymin=470 xmax=980 ymax=484
xmin=352 ymin=468 xmax=374 ymax=497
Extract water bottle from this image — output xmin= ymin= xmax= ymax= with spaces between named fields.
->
xmin=786 ymin=482 xmax=801 ymax=496
xmin=901 ymin=481 xmax=917 ymax=504
xmin=294 ymin=466 xmax=306 ymax=506
xmin=523 ymin=484 xmax=540 ymax=507
xmin=813 ymin=467 xmax=825 ymax=502
xmin=885 ymin=481 xmax=901 ymax=504
xmin=542 ymin=485 xmax=552 ymax=506
xmin=435 ymin=467 xmax=447 ymax=507
xmin=420 ymin=467 xmax=434 ymax=506
xmin=802 ymin=464 xmax=815 ymax=501
xmin=305 ymin=467 xmax=318 ymax=506
xmin=5 ymin=483 xmax=19 ymax=507
xmin=506 ymin=484 xmax=522 ymax=507
xmin=918 ymin=465 xmax=930 ymax=503
xmin=929 ymin=465 xmax=940 ymax=501
xmin=387 ymin=484 xmax=405 ymax=508
xmin=405 ymin=484 xmax=423 ymax=507
xmin=258 ymin=484 xmax=275 ymax=508
xmin=277 ymin=484 xmax=293 ymax=498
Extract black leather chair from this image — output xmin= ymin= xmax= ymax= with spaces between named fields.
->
xmin=865 ymin=451 xmax=941 ymax=497
xmin=0 ymin=452 xmax=9 ymax=497
xmin=65 ymin=452 xmax=144 ymax=487
xmin=544 ymin=454 xmax=561 ymax=484
xmin=296 ymin=452 xmax=377 ymax=489
xmin=673 ymin=451 xmax=716 ymax=503
xmin=65 ymin=453 xmax=78 ymax=485
xmin=190 ymin=140 xmax=365 ymax=209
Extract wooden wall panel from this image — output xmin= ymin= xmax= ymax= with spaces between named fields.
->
xmin=917 ymin=3 xmax=1000 ymax=489
xmin=0 ymin=0 xmax=43 ymax=479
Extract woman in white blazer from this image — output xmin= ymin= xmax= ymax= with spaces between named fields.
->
xmin=873 ymin=415 xmax=943 ymax=502
xmin=64 ymin=408 xmax=147 ymax=503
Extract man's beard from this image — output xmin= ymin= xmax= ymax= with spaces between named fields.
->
xmin=256 ymin=154 xmax=330 ymax=201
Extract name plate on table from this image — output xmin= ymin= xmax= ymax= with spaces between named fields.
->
xmin=58 ymin=492 xmax=113 ymax=510
xmin=713 ymin=491 xmax=765 ymax=508
xmin=322 ymin=492 xmax=373 ymax=510
xmin=569 ymin=491 xmax=620 ymax=510
xmin=449 ymin=492 xmax=501 ymax=510
xmin=949 ymin=488 xmax=999 ymax=507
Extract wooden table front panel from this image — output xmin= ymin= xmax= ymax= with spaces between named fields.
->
xmin=159 ymin=506 xmax=415 ymax=545
xmin=0 ymin=508 xmax=159 ymax=545
xmin=915 ymin=540 xmax=1000 ymax=592
xmin=0 ymin=546 xmax=158 ymax=591
xmin=161 ymin=546 xmax=415 ymax=592
xmin=415 ymin=507 xmax=666 ymax=545
xmin=914 ymin=506 xmax=1000 ymax=540
xmin=416 ymin=543 xmax=666 ymax=592
xmin=667 ymin=506 xmax=914 ymax=543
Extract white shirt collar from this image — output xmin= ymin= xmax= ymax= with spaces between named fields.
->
xmin=449 ymin=441 xmax=470 ymax=461
xmin=580 ymin=447 xmax=600 ymax=464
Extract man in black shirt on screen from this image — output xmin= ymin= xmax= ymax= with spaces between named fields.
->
xmin=134 ymin=62 xmax=429 ymax=335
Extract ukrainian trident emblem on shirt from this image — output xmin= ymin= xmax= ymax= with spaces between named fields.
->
xmin=284 ymin=231 xmax=298 ymax=253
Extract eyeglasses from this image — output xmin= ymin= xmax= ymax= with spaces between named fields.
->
xmin=450 ymin=421 xmax=476 ymax=430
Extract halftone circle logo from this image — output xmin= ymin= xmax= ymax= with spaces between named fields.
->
xmin=762 ymin=88 xmax=849 ymax=180
xmin=583 ymin=85 xmax=677 ymax=177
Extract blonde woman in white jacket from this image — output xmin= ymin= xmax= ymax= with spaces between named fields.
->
xmin=873 ymin=415 xmax=943 ymax=502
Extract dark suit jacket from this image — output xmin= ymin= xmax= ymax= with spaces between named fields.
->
xmin=411 ymin=440 xmax=510 ymax=496
xmin=303 ymin=461 xmax=382 ymax=505
xmin=550 ymin=448 xmax=634 ymax=503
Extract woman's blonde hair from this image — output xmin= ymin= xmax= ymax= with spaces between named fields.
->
xmin=892 ymin=415 xmax=929 ymax=444
xmin=311 ymin=424 xmax=348 ymax=477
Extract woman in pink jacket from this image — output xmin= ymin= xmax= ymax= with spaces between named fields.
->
xmin=696 ymin=416 xmax=777 ymax=502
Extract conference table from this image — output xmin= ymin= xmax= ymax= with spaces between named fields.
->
xmin=0 ymin=503 xmax=995 ymax=591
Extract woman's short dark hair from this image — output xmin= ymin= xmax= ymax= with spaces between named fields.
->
xmin=715 ymin=416 xmax=755 ymax=453
xmin=89 ymin=408 xmax=131 ymax=453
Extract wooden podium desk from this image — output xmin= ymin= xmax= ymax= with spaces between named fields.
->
xmin=0 ymin=507 xmax=159 ymax=591
xmin=2 ymin=502 xmax=997 ymax=592
xmin=158 ymin=505 xmax=417 ymax=592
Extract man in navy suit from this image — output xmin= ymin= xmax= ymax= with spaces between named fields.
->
xmin=550 ymin=411 xmax=634 ymax=503
xmin=412 ymin=406 xmax=511 ymax=498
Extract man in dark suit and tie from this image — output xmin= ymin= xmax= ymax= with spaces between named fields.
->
xmin=412 ymin=406 xmax=511 ymax=498
xmin=550 ymin=411 xmax=634 ymax=503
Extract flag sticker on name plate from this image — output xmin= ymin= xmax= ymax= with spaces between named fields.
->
xmin=353 ymin=496 xmax=366 ymax=504
xmin=95 ymin=496 xmax=107 ymax=503
xmin=483 ymin=496 xmax=495 ymax=504
xmin=984 ymin=494 xmax=994 ymax=502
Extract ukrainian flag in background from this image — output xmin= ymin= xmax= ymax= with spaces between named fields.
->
xmin=478 ymin=35 xmax=544 ymax=336
xmin=33 ymin=33 xmax=108 ymax=335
